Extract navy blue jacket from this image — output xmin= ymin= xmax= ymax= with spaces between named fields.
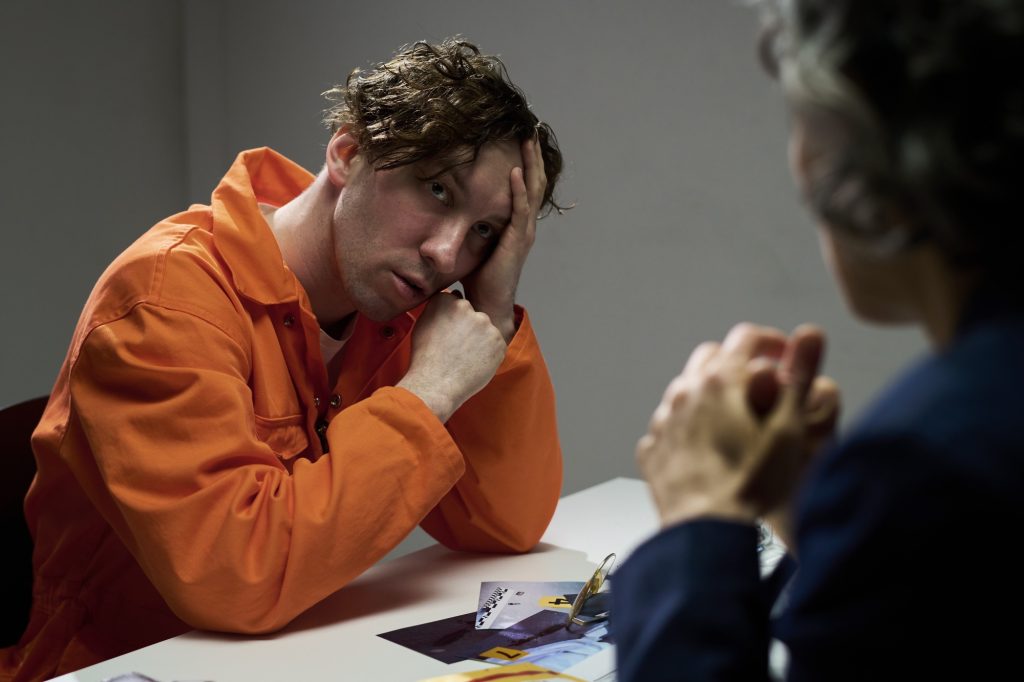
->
xmin=613 ymin=293 xmax=1024 ymax=680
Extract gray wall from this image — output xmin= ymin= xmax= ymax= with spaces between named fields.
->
xmin=1 ymin=0 xmax=186 ymax=411
xmin=2 ymin=2 xmax=924 ymax=505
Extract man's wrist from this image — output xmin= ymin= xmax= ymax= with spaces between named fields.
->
xmin=476 ymin=305 xmax=516 ymax=344
xmin=395 ymin=378 xmax=455 ymax=423
xmin=495 ymin=317 xmax=516 ymax=344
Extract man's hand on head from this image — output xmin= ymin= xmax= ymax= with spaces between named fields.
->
xmin=462 ymin=134 xmax=547 ymax=344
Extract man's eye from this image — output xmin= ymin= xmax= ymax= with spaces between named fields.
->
xmin=473 ymin=223 xmax=495 ymax=240
xmin=429 ymin=181 xmax=449 ymax=203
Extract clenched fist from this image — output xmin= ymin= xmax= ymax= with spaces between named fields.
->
xmin=397 ymin=292 xmax=507 ymax=423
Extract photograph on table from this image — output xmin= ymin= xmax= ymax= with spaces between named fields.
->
xmin=379 ymin=607 xmax=611 ymax=672
xmin=476 ymin=581 xmax=586 ymax=629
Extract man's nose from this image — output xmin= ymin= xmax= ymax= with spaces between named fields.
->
xmin=419 ymin=221 xmax=466 ymax=274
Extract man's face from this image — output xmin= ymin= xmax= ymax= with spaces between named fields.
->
xmin=330 ymin=139 xmax=521 ymax=322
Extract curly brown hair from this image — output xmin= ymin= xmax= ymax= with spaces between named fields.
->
xmin=323 ymin=38 xmax=566 ymax=216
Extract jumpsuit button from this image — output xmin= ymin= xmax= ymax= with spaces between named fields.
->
xmin=380 ymin=326 xmax=396 ymax=339
xmin=315 ymin=419 xmax=329 ymax=453
xmin=329 ymin=394 xmax=342 ymax=409
xmin=283 ymin=313 xmax=296 ymax=328
xmin=313 ymin=396 xmax=321 ymax=408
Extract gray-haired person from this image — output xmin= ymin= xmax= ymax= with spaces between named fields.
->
xmin=613 ymin=1 xmax=1024 ymax=679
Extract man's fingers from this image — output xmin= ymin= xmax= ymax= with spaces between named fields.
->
xmin=495 ymin=137 xmax=543 ymax=255
xmin=509 ymin=166 xmax=530 ymax=230
xmin=523 ymin=134 xmax=546 ymax=205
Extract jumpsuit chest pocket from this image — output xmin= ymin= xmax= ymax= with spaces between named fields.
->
xmin=253 ymin=412 xmax=310 ymax=462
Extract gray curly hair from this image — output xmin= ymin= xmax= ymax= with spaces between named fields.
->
xmin=754 ymin=0 xmax=1024 ymax=275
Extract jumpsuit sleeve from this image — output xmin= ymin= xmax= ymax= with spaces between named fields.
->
xmin=611 ymin=520 xmax=772 ymax=682
xmin=418 ymin=307 xmax=563 ymax=553
xmin=613 ymin=434 xmax=1009 ymax=681
xmin=66 ymin=301 xmax=467 ymax=634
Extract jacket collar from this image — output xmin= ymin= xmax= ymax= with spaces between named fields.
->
xmin=209 ymin=147 xmax=419 ymax=332
xmin=210 ymin=147 xmax=315 ymax=305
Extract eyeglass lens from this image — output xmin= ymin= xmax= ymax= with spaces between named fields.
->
xmin=569 ymin=553 xmax=616 ymax=627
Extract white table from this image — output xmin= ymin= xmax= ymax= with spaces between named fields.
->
xmin=55 ymin=478 xmax=661 ymax=682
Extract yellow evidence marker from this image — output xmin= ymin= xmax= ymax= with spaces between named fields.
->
xmin=478 ymin=646 xmax=529 ymax=661
xmin=538 ymin=596 xmax=573 ymax=609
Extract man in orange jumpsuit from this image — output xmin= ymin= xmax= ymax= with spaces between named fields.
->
xmin=2 ymin=38 xmax=565 ymax=681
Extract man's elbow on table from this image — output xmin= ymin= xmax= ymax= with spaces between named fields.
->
xmin=422 ymin=484 xmax=561 ymax=554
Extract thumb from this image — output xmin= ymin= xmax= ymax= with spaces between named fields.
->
xmin=804 ymin=375 xmax=841 ymax=445
xmin=766 ymin=325 xmax=825 ymax=436
xmin=781 ymin=324 xmax=825 ymax=405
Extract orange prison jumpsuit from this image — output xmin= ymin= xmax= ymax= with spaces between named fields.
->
xmin=0 ymin=148 xmax=562 ymax=681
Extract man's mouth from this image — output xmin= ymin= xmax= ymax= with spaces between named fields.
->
xmin=399 ymin=272 xmax=429 ymax=291
xmin=392 ymin=271 xmax=428 ymax=301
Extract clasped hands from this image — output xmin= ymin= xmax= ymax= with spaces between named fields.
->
xmin=637 ymin=323 xmax=841 ymax=549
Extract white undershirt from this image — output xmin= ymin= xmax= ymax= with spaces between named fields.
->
xmin=319 ymin=320 xmax=353 ymax=369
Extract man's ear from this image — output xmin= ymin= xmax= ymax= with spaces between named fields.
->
xmin=325 ymin=129 xmax=360 ymax=188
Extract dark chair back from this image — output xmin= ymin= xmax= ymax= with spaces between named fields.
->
xmin=0 ymin=395 xmax=47 ymax=647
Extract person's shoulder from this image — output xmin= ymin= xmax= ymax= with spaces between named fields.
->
xmin=100 ymin=204 xmax=210 ymax=282
xmin=78 ymin=206 xmax=237 ymax=331
xmin=802 ymin=312 xmax=1024 ymax=515
xmin=844 ymin=314 xmax=1024 ymax=467
xmin=800 ymin=327 xmax=1024 ymax=540
xmin=784 ymin=313 xmax=1024 ymax=668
